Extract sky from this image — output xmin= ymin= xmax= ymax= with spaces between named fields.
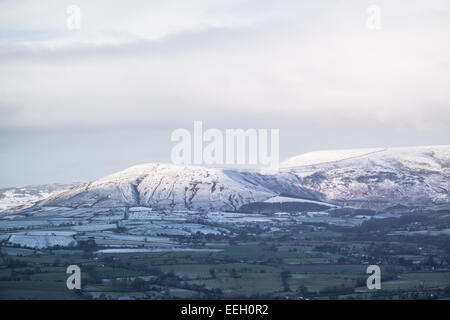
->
xmin=1 ymin=0 xmax=450 ymax=187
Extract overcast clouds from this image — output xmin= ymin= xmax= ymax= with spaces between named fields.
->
xmin=1 ymin=0 xmax=450 ymax=187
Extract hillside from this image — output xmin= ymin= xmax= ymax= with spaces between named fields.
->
xmin=281 ymin=145 xmax=450 ymax=210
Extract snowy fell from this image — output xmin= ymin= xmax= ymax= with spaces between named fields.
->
xmin=39 ymin=164 xmax=320 ymax=212
xmin=281 ymin=145 xmax=450 ymax=210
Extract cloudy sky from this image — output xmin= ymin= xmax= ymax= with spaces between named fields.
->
xmin=1 ymin=0 xmax=449 ymax=187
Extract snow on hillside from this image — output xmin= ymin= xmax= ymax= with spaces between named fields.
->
xmin=281 ymin=148 xmax=385 ymax=168
xmin=264 ymin=195 xmax=336 ymax=207
xmin=39 ymin=163 xmax=321 ymax=212
xmin=5 ymin=146 xmax=449 ymax=213
xmin=281 ymin=145 xmax=450 ymax=210
xmin=7 ymin=231 xmax=77 ymax=249
xmin=0 ymin=184 xmax=75 ymax=212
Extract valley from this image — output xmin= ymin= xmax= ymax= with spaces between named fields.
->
xmin=1 ymin=203 xmax=450 ymax=300
xmin=1 ymin=145 xmax=450 ymax=300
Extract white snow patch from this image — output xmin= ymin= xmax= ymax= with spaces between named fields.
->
xmin=264 ymin=196 xmax=335 ymax=207
xmin=281 ymin=148 xmax=385 ymax=168
xmin=95 ymin=248 xmax=223 ymax=254
xmin=8 ymin=234 xmax=76 ymax=248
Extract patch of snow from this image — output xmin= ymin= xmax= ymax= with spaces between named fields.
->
xmin=264 ymin=196 xmax=335 ymax=207
xmin=129 ymin=207 xmax=152 ymax=212
xmin=95 ymin=248 xmax=223 ymax=254
xmin=71 ymin=223 xmax=117 ymax=232
xmin=8 ymin=234 xmax=76 ymax=249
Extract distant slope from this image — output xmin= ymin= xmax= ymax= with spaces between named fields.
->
xmin=9 ymin=145 xmax=450 ymax=213
xmin=281 ymin=148 xmax=386 ymax=168
xmin=39 ymin=164 xmax=321 ymax=212
xmin=0 ymin=183 xmax=76 ymax=212
xmin=281 ymin=145 xmax=450 ymax=210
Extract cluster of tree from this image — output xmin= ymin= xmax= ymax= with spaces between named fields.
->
xmin=77 ymin=239 xmax=97 ymax=252
xmin=109 ymin=277 xmax=148 ymax=291
xmin=4 ymin=258 xmax=28 ymax=268
xmin=314 ymin=244 xmax=339 ymax=254
xmin=319 ymin=284 xmax=354 ymax=295
xmin=84 ymin=264 xmax=101 ymax=284
xmin=280 ymin=271 xmax=291 ymax=291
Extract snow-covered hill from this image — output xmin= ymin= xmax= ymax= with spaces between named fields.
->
xmin=281 ymin=145 xmax=450 ymax=210
xmin=39 ymin=164 xmax=320 ymax=212
xmin=9 ymin=146 xmax=450 ymax=213
xmin=0 ymin=184 xmax=75 ymax=212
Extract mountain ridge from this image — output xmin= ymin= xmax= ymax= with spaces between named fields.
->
xmin=7 ymin=145 xmax=450 ymax=212
xmin=38 ymin=163 xmax=320 ymax=211
xmin=281 ymin=145 xmax=450 ymax=210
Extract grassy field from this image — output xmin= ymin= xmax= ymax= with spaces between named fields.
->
xmin=0 ymin=280 xmax=82 ymax=300
xmin=1 ymin=239 xmax=450 ymax=300
xmin=2 ymin=209 xmax=450 ymax=300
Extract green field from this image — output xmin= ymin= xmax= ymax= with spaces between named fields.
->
xmin=2 ymin=209 xmax=450 ymax=300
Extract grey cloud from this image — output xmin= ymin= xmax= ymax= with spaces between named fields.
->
xmin=0 ymin=0 xmax=449 ymax=187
